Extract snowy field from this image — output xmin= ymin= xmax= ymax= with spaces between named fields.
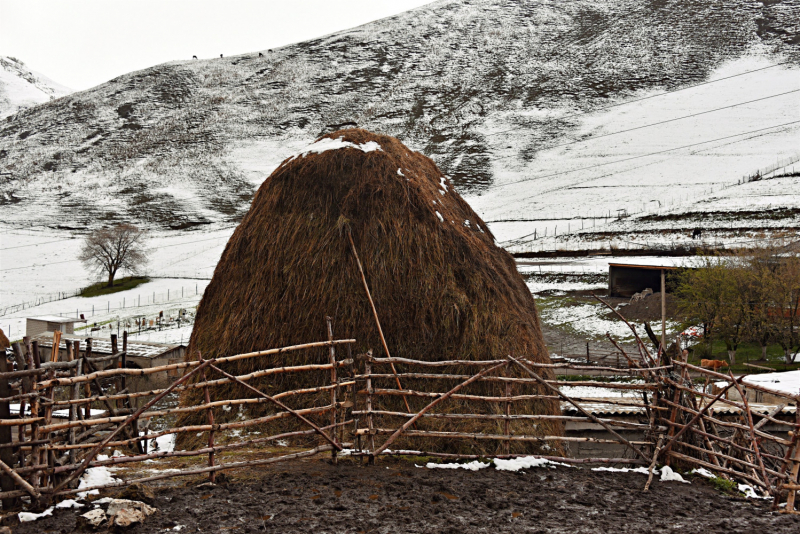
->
xmin=0 ymin=224 xmax=233 ymax=341
xmin=473 ymin=56 xmax=800 ymax=250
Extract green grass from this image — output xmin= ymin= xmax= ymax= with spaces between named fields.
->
xmin=79 ymin=276 xmax=150 ymax=298
xmin=710 ymin=476 xmax=738 ymax=494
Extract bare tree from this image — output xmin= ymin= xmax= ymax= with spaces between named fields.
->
xmin=79 ymin=224 xmax=148 ymax=287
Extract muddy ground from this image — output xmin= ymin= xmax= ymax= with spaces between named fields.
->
xmin=12 ymin=458 xmax=800 ymax=533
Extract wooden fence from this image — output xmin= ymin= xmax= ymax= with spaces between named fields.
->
xmin=1 ymin=321 xmax=799 ymax=516
xmin=0 ymin=326 xmax=357 ymax=510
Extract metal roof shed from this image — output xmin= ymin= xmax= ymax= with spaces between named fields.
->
xmin=608 ymin=263 xmax=679 ymax=298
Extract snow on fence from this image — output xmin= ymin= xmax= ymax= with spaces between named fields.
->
xmin=1 ymin=318 xmax=799 ymax=515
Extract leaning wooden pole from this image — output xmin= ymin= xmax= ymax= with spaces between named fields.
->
xmin=508 ymin=355 xmax=652 ymax=463
xmin=52 ymin=357 xmax=217 ymax=495
xmin=373 ymin=361 xmax=508 ymax=456
xmin=207 ymin=364 xmax=342 ymax=452
xmin=0 ymin=458 xmax=39 ymax=500
xmin=660 ymin=380 xmax=738 ymax=457
xmin=326 ymin=317 xmax=339 ymax=465
xmin=346 ymin=229 xmax=411 ymax=414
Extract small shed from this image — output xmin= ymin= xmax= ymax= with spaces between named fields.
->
xmin=26 ymin=316 xmax=86 ymax=337
xmin=33 ymin=332 xmax=186 ymax=390
xmin=608 ymin=263 xmax=679 ymax=298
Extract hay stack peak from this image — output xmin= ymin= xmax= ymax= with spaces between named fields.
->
xmin=188 ymin=128 xmax=552 ymax=371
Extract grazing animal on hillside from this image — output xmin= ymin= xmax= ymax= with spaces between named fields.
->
xmin=259 ymin=52 xmax=264 ymax=57
xmin=692 ymin=228 xmax=702 ymax=239
xmin=631 ymin=292 xmax=643 ymax=302
xmin=700 ymin=359 xmax=729 ymax=371
xmin=220 ymin=54 xmax=223 ymax=58
xmin=192 ymin=55 xmax=197 ymax=59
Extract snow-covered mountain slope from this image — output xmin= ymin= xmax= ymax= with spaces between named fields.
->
xmin=0 ymin=0 xmax=798 ymax=238
xmin=0 ymin=56 xmax=72 ymax=119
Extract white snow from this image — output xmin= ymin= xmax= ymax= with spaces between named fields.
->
xmin=55 ymin=499 xmax=85 ymax=509
xmin=295 ymin=137 xmax=382 ymax=158
xmin=689 ymin=468 xmax=715 ymax=479
xmin=435 ymin=211 xmax=444 ymax=223
xmin=592 ymin=466 xmax=653 ymax=475
xmin=492 ymin=456 xmax=571 ymax=471
xmin=470 ymin=57 xmax=800 ymax=248
xmin=659 ymin=465 xmax=689 ymax=483
xmin=77 ymin=455 xmax=121 ymax=497
xmin=397 ymin=168 xmax=405 ymax=176
xmin=559 ymin=384 xmax=642 ymax=399
xmin=525 ymin=279 xmax=606 ymax=295
xmin=738 ymin=483 xmax=770 ymax=499
xmin=742 ymin=369 xmax=800 ymax=397
xmin=147 ymin=433 xmax=176 ymax=454
xmin=0 ymin=56 xmax=72 ymax=119
xmin=425 ymin=460 xmax=490 ymax=471
xmin=18 ymin=507 xmax=54 ymax=522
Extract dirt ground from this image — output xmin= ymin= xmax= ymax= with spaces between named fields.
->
xmin=12 ymin=458 xmax=800 ymax=534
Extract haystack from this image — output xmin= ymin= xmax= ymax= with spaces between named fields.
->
xmin=180 ymin=129 xmax=562 ymax=452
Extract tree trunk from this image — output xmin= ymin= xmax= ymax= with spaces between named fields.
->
xmin=761 ymin=344 xmax=767 ymax=360
xmin=107 ymin=272 xmax=115 ymax=288
xmin=785 ymin=348 xmax=793 ymax=365
xmin=727 ymin=350 xmax=736 ymax=366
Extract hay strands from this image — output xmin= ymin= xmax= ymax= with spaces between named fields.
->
xmin=207 ymin=363 xmax=342 ymax=451
xmin=372 ymin=361 xmax=508 ymax=456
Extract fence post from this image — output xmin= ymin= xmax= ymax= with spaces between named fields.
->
xmin=84 ymin=339 xmax=92 ymax=421
xmin=28 ymin=339 xmax=41 ymax=487
xmin=504 ymin=381 xmax=511 ymax=456
xmin=67 ymin=341 xmax=78 ymax=468
xmin=200 ymin=352 xmax=216 ymax=482
xmin=586 ymin=342 xmax=590 ymax=364
xmin=326 ymin=317 xmax=338 ymax=465
xmin=0 ymin=355 xmax=16 ymax=510
xmin=364 ymin=351 xmax=375 ymax=465
xmin=11 ymin=343 xmax=26 ymax=472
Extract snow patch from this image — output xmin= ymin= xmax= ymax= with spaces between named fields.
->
xmin=19 ymin=507 xmax=54 ymax=522
xmin=592 ymin=466 xmax=653 ymax=475
xmin=295 ymin=137 xmax=382 ymax=158
xmin=435 ymin=211 xmax=444 ymax=223
xmin=738 ymin=483 xmax=770 ymax=499
xmin=77 ymin=455 xmax=121 ymax=497
xmin=425 ymin=460 xmax=490 ymax=471
xmin=147 ymin=433 xmax=176 ymax=454
xmin=660 ymin=465 xmax=689 ymax=483
xmin=56 ymin=499 xmax=85 ymax=509
xmin=742 ymin=369 xmax=800 ymax=397
xmin=397 ymin=168 xmax=404 ymax=176
xmin=493 ymin=456 xmax=571 ymax=471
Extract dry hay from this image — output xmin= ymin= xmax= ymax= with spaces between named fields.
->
xmin=178 ymin=129 xmax=563 ymax=453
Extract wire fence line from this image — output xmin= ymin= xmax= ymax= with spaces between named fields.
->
xmin=1 ymin=283 xmax=207 ymax=320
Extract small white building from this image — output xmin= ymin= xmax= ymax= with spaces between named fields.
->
xmin=26 ymin=315 xmax=86 ymax=337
